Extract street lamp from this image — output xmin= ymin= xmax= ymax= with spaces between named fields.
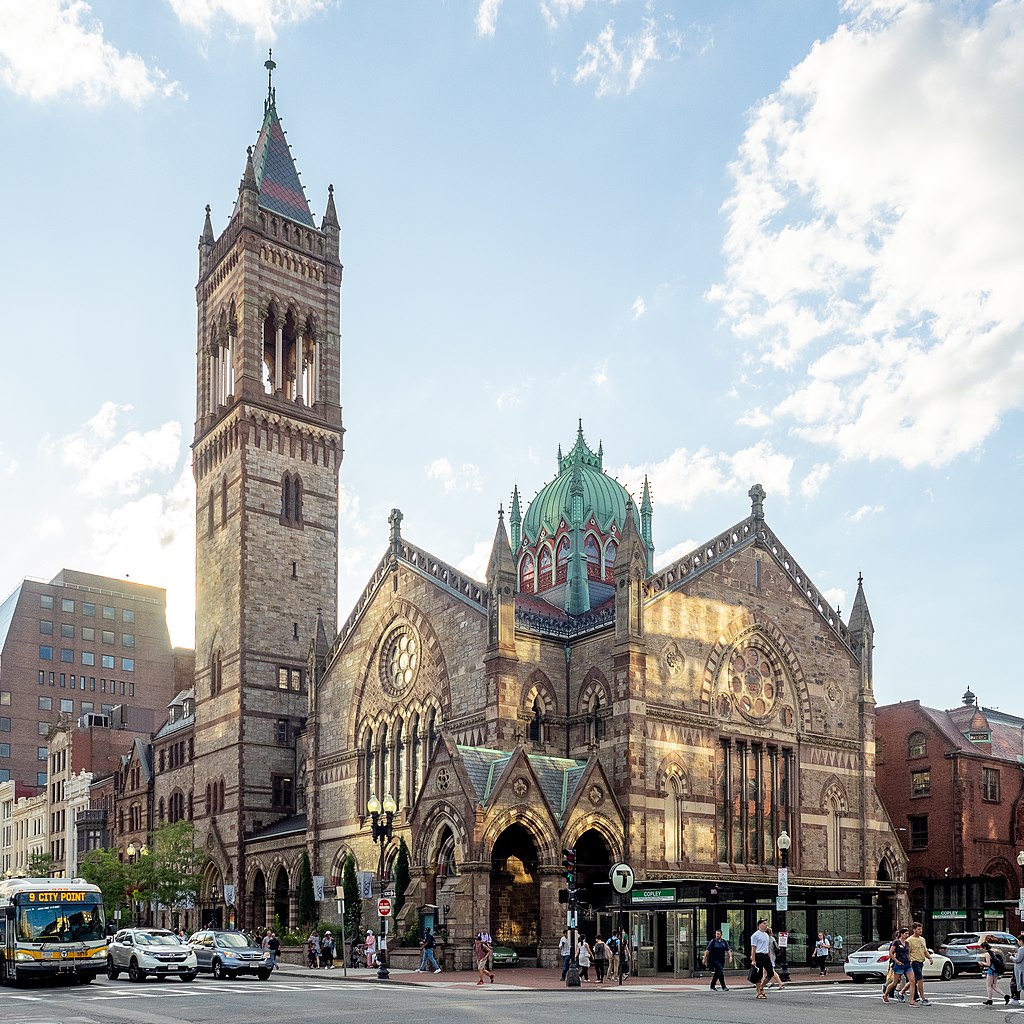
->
xmin=126 ymin=843 xmax=149 ymax=926
xmin=367 ymin=793 xmax=396 ymax=980
xmin=776 ymin=830 xmax=792 ymax=982
xmin=1016 ymin=851 xmax=1024 ymax=924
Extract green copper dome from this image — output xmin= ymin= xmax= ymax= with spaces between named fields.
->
xmin=521 ymin=422 xmax=639 ymax=544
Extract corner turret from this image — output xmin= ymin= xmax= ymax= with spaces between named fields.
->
xmin=509 ymin=485 xmax=522 ymax=554
xmin=640 ymin=474 xmax=655 ymax=574
xmin=849 ymin=572 xmax=874 ymax=694
xmin=486 ymin=508 xmax=518 ymax=659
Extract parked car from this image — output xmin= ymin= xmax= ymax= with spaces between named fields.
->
xmin=189 ymin=929 xmax=272 ymax=980
xmin=845 ymin=941 xmax=953 ymax=982
xmin=491 ymin=944 xmax=520 ymax=967
xmin=937 ymin=932 xmax=1018 ymax=976
xmin=106 ymin=928 xmax=198 ymax=983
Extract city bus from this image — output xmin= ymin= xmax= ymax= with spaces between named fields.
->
xmin=0 ymin=877 xmax=107 ymax=984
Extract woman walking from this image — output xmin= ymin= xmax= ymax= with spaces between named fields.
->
xmin=592 ymin=936 xmax=608 ymax=983
xmin=980 ymin=941 xmax=1009 ymax=1006
xmin=883 ymin=928 xmax=912 ymax=1003
xmin=474 ymin=933 xmax=496 ymax=985
xmin=813 ymin=932 xmax=831 ymax=976
xmin=578 ymin=935 xmax=593 ymax=982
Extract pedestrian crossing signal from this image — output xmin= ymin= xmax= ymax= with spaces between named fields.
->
xmin=562 ymin=848 xmax=576 ymax=885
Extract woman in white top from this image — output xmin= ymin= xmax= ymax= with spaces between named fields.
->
xmin=577 ymin=936 xmax=592 ymax=982
xmin=813 ymin=932 xmax=831 ymax=976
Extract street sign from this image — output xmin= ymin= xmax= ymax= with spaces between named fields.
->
xmin=776 ymin=896 xmax=788 ymax=912
xmin=778 ymin=930 xmax=789 ymax=947
xmin=567 ymin=910 xmax=578 ymax=928
xmin=1018 ymin=897 xmax=1024 ymax=912
xmin=610 ymin=862 xmax=635 ymax=894
xmin=632 ymin=887 xmax=676 ymax=904
xmin=381 ymin=888 xmax=396 ymax=898
xmin=377 ymin=897 xmax=392 ymax=918
xmin=777 ymin=867 xmax=789 ymax=896
xmin=313 ymin=875 xmax=325 ymax=902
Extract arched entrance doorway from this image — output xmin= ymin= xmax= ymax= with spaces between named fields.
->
xmin=490 ymin=824 xmax=541 ymax=954
xmin=273 ymin=866 xmax=290 ymax=930
xmin=877 ymin=858 xmax=895 ymax=942
xmin=201 ymin=863 xmax=223 ymax=929
xmin=575 ymin=828 xmax=612 ymax=942
xmin=252 ymin=869 xmax=267 ymax=931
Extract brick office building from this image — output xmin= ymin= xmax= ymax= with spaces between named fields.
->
xmin=0 ymin=570 xmax=180 ymax=793
xmin=875 ymin=690 xmax=1024 ymax=945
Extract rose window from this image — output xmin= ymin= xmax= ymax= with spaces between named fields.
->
xmin=728 ymin=649 xmax=778 ymax=721
xmin=380 ymin=627 xmax=420 ymax=694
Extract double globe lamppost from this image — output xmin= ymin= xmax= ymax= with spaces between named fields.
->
xmin=367 ymin=794 xmax=397 ymax=980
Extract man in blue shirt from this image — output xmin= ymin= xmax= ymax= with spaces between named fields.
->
xmin=703 ymin=929 xmax=733 ymax=990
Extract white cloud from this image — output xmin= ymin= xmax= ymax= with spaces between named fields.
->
xmin=611 ymin=440 xmax=792 ymax=512
xmin=574 ymin=17 xmax=667 ymax=96
xmin=709 ymin=0 xmax=1024 ymax=468
xmin=737 ymin=406 xmax=772 ymax=429
xmin=36 ymin=517 xmax=63 ymax=539
xmin=474 ymin=0 xmax=503 ymax=37
xmin=168 ymin=0 xmax=328 ymax=41
xmin=845 ymin=503 xmax=884 ymax=523
xmin=54 ymin=405 xmax=182 ymax=498
xmin=800 ymin=462 xmax=831 ymax=499
xmin=426 ymin=458 xmax=483 ymax=494
xmin=0 ymin=1 xmax=181 ymax=105
xmin=653 ymin=537 xmax=700 ymax=570
xmin=540 ymin=0 xmax=589 ymax=31
xmin=590 ymin=360 xmax=610 ymax=387
xmin=631 ymin=295 xmax=646 ymax=319
xmin=821 ymin=586 xmax=846 ymax=615
xmin=457 ymin=539 xmax=492 ymax=582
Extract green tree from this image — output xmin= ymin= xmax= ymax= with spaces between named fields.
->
xmin=79 ymin=848 xmax=130 ymax=916
xmin=297 ymin=849 xmax=316 ymax=930
xmin=342 ymin=854 xmax=361 ymax=943
xmin=26 ymin=849 xmax=54 ymax=877
xmin=149 ymin=821 xmax=205 ymax=915
xmin=394 ymin=838 xmax=411 ymax=917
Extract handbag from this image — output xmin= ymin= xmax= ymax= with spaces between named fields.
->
xmin=748 ymin=964 xmax=761 ymax=984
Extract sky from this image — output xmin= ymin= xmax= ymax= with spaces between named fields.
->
xmin=0 ymin=0 xmax=1021 ymax=715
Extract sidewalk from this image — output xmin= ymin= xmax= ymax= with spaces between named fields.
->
xmin=272 ymin=961 xmax=849 ymax=990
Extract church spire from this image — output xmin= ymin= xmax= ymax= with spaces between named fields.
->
xmin=509 ymin=485 xmax=522 ymax=553
xmin=264 ymin=49 xmax=277 ymax=114
xmin=640 ymin=474 xmax=655 ymax=574
xmin=849 ymin=572 xmax=874 ymax=695
xmin=565 ymin=461 xmax=590 ymax=616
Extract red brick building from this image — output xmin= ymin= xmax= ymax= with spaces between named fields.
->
xmin=875 ymin=689 xmax=1024 ymax=946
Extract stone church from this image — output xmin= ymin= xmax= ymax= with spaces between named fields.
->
xmin=183 ymin=72 xmax=906 ymax=973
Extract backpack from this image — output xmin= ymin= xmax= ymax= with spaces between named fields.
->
xmin=991 ymin=949 xmax=1005 ymax=975
xmin=607 ymin=936 xmax=619 ymax=954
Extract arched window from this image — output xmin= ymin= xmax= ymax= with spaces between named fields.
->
xmin=205 ymin=782 xmax=212 ymax=815
xmin=584 ymin=534 xmax=600 ymax=579
xmin=555 ymin=536 xmax=570 ymax=583
xmin=364 ymin=731 xmax=374 ymax=805
xmin=220 ymin=476 xmax=227 ymax=527
xmin=520 ymin=553 xmax=535 ymax=594
xmin=604 ymin=540 xmax=618 ymax=579
xmin=211 ymin=650 xmax=222 ymax=696
xmin=528 ymin=698 xmax=544 ymax=743
xmin=590 ymin=696 xmax=604 ymax=742
xmin=908 ymin=732 xmax=926 ymax=758
xmin=158 ymin=798 xmax=165 ymax=823
xmin=827 ymin=797 xmax=842 ymax=871
xmin=394 ymin=718 xmax=405 ymax=810
xmin=427 ymin=708 xmax=438 ymax=759
xmin=281 ymin=473 xmax=303 ymax=527
xmin=538 ymin=546 xmax=553 ymax=589
xmin=664 ymin=776 xmax=683 ymax=863
xmin=379 ymin=725 xmax=390 ymax=799
xmin=208 ymin=488 xmax=215 ymax=536
xmin=218 ymin=778 xmax=225 ymax=813
xmin=409 ymin=712 xmax=421 ymax=801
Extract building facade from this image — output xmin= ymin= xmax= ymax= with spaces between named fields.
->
xmin=875 ymin=691 xmax=1024 ymax=946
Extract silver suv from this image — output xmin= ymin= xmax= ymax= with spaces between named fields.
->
xmin=106 ymin=928 xmax=198 ymax=983
xmin=937 ymin=931 xmax=1017 ymax=976
xmin=189 ymin=929 xmax=272 ymax=980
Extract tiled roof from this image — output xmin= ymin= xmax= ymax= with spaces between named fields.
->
xmin=457 ymin=746 xmax=513 ymax=803
xmin=250 ymin=102 xmax=315 ymax=228
xmin=918 ymin=704 xmax=1024 ymax=763
xmin=246 ymin=813 xmax=308 ymax=842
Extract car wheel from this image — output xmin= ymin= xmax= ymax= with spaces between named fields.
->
xmin=941 ymin=962 xmax=953 ymax=981
xmin=181 ymin=971 xmax=198 ymax=982
xmin=106 ymin=958 xmax=121 ymax=981
xmin=128 ymin=959 xmax=145 ymax=983
xmin=257 ymin=968 xmax=272 ymax=981
xmin=212 ymin=959 xmax=225 ymax=979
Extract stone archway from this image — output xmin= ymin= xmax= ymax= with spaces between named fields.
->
xmin=273 ymin=866 xmax=290 ymax=930
xmin=877 ymin=857 xmax=896 ymax=940
xmin=490 ymin=823 xmax=541 ymax=954
xmin=252 ymin=869 xmax=267 ymax=931
xmin=575 ymin=828 xmax=613 ymax=941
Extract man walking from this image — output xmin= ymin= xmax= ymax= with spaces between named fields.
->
xmin=415 ymin=928 xmax=442 ymax=973
xmin=703 ymin=928 xmax=733 ymax=990
xmin=474 ymin=933 xmax=496 ymax=985
xmin=908 ymin=921 xmax=933 ymax=1005
xmin=750 ymin=919 xmax=783 ymax=999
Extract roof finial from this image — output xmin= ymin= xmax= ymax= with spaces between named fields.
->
xmin=264 ymin=49 xmax=277 ymax=113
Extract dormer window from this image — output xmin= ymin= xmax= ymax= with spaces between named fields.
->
xmin=967 ymin=730 xmax=991 ymax=743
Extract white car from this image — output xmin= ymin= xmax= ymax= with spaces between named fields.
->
xmin=106 ymin=928 xmax=199 ymax=983
xmin=845 ymin=941 xmax=954 ymax=982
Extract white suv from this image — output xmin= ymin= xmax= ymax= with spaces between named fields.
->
xmin=106 ymin=928 xmax=198 ymax=983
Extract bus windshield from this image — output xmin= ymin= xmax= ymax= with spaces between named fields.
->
xmin=16 ymin=900 xmax=105 ymax=943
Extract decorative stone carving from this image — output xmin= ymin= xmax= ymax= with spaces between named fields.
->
xmin=726 ymin=647 xmax=779 ymax=723
xmin=512 ymin=777 xmax=529 ymax=799
xmin=435 ymin=767 xmax=451 ymax=792
xmin=379 ymin=624 xmax=420 ymax=696
xmin=588 ymin=784 xmax=604 ymax=806
xmin=662 ymin=640 xmax=685 ymax=676
xmin=824 ymin=680 xmax=844 ymax=710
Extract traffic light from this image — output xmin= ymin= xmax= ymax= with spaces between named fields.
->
xmin=562 ymin=847 xmax=577 ymax=886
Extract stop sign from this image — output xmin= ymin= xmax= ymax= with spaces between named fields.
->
xmin=377 ymin=897 xmax=392 ymax=917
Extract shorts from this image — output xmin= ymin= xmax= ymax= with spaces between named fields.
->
xmin=893 ymin=963 xmax=909 ymax=976
xmin=755 ymin=952 xmax=775 ymax=979
xmin=478 ymin=958 xmax=490 ymax=971
xmin=911 ymin=962 xmax=924 ymax=980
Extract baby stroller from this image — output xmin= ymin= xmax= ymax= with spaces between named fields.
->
xmin=348 ymin=941 xmax=363 ymax=969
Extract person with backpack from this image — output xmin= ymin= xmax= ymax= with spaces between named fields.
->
xmin=606 ymin=932 xmax=619 ymax=978
xmin=980 ymin=940 xmax=1010 ymax=1006
xmin=415 ymin=928 xmax=442 ymax=973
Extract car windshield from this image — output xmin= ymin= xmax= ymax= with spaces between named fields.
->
xmin=137 ymin=932 xmax=180 ymax=946
xmin=216 ymin=932 xmax=253 ymax=948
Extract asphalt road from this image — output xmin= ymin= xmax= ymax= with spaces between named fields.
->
xmin=1 ymin=971 xmax=1018 ymax=1024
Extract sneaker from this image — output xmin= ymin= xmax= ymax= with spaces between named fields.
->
xmin=414 ymin=969 xmax=423 ymax=973
xmin=983 ymin=1000 xmax=992 ymax=1006
xmin=1005 ymin=996 xmax=1011 ymax=1006
xmin=434 ymin=968 xmax=441 ymax=974
xmin=722 ymin=986 xmax=729 ymax=992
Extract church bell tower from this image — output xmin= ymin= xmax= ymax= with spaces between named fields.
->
xmin=191 ymin=56 xmax=343 ymax=903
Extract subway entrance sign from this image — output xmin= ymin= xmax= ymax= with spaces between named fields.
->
xmin=631 ymin=887 xmax=676 ymax=905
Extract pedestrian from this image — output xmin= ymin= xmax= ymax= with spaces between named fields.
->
xmin=415 ymin=928 xmax=442 ymax=974
xmin=980 ymin=940 xmax=1009 ymax=1006
xmin=307 ymin=929 xmax=321 ymax=969
xmin=266 ymin=929 xmax=280 ymax=972
xmin=474 ymin=933 xmax=495 ymax=985
xmin=813 ymin=931 xmax=830 ymax=975
xmin=703 ymin=928 xmax=733 ymax=991
xmin=618 ymin=926 xmax=632 ymax=979
xmin=593 ymin=935 xmax=608 ymax=983
xmin=907 ymin=921 xmax=932 ymax=1005
xmin=882 ymin=927 xmax=912 ymax=1004
xmin=1010 ymin=933 xmax=1024 ymax=1007
xmin=364 ymin=929 xmax=377 ymax=968
xmin=558 ymin=929 xmax=571 ymax=981
xmin=577 ymin=935 xmax=592 ymax=982
xmin=750 ymin=919 xmax=783 ymax=999
xmin=321 ymin=930 xmax=335 ymax=969
xmin=606 ymin=932 xmax=619 ymax=978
